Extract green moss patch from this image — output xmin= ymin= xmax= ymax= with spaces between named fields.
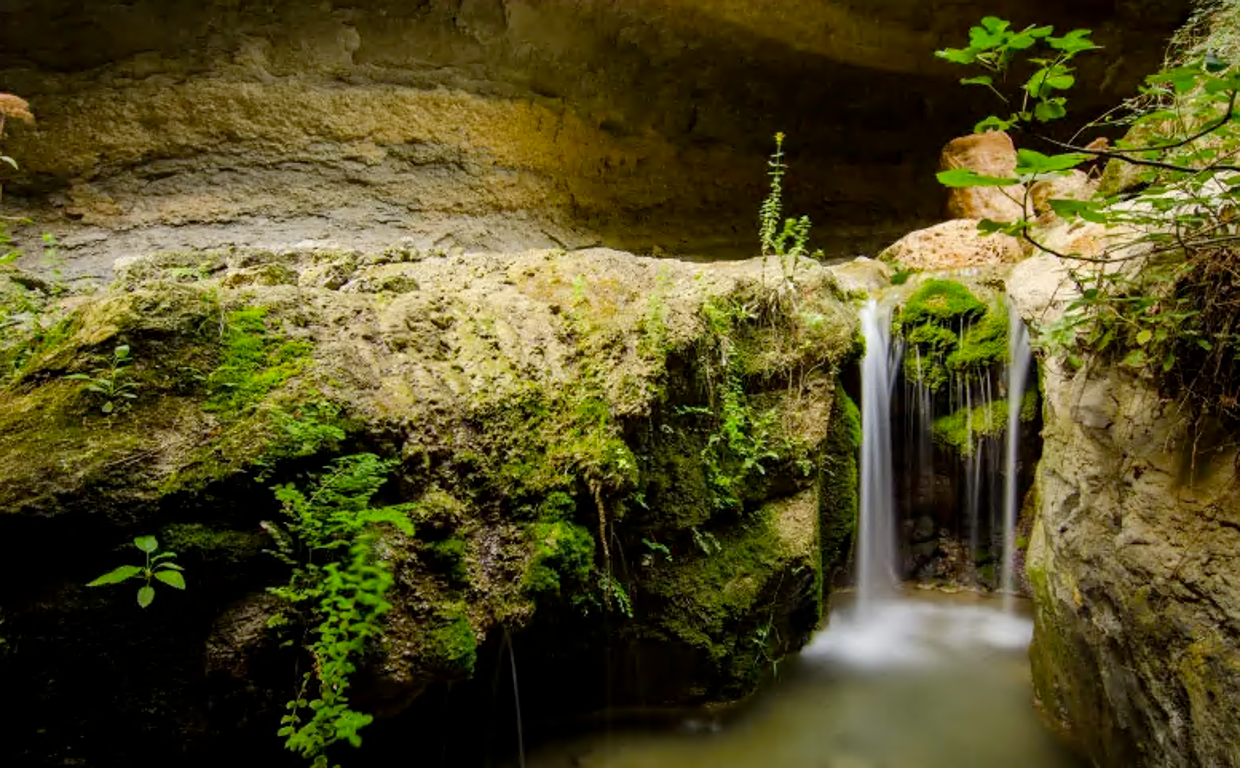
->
xmin=898 ymin=281 xmax=1008 ymax=392
xmin=931 ymin=389 xmax=1039 ymax=455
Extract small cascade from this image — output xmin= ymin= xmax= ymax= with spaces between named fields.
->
xmin=858 ymin=300 xmax=899 ymax=610
xmin=1002 ymin=303 xmax=1034 ymax=611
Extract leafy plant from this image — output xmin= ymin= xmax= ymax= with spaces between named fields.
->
xmin=759 ymin=133 xmax=822 ymax=292
xmin=936 ymin=12 xmax=1240 ymax=430
xmin=86 ymin=536 xmax=187 ymax=608
xmin=264 ymin=453 xmax=414 ymax=768
xmin=66 ymin=344 xmax=139 ymax=414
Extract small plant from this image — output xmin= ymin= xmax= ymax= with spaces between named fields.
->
xmin=67 ymin=344 xmax=139 ymax=414
xmin=264 ymin=453 xmax=415 ymax=767
xmin=759 ymin=133 xmax=821 ymax=292
xmin=640 ymin=537 xmax=672 ymax=567
xmin=87 ymin=536 xmax=187 ymax=608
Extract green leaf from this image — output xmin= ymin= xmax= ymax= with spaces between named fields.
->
xmin=960 ymin=75 xmax=994 ymax=87
xmin=137 ymin=586 xmax=156 ymax=608
xmin=87 ymin=565 xmax=143 ymax=586
xmin=134 ymin=535 xmax=159 ymax=553
xmin=1034 ymin=98 xmax=1067 ymax=122
xmin=102 ymin=401 xmax=115 ymax=414
xmin=156 ymin=561 xmax=185 ymax=571
xmin=937 ymin=168 xmax=1018 ymax=187
xmin=974 ymin=115 xmax=1014 ymax=133
xmin=1047 ymin=29 xmax=1099 ymax=54
xmin=936 ymin=47 xmax=978 ymax=64
xmin=114 ymin=345 xmax=131 ymax=360
xmin=1122 ymin=349 xmax=1147 ymax=368
xmin=1016 ymin=149 xmax=1089 ymax=174
xmin=1136 ymin=329 xmax=1152 ymax=345
xmin=1048 ymin=199 xmax=1108 ymax=223
xmin=154 ymin=571 xmax=186 ymax=589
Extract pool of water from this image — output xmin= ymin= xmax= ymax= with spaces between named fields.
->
xmin=522 ymin=592 xmax=1084 ymax=768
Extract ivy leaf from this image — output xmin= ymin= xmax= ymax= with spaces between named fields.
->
xmin=134 ymin=535 xmax=159 ymax=553
xmin=937 ymin=168 xmax=1018 ymax=187
xmin=137 ymin=586 xmax=156 ymax=608
xmin=155 ymin=571 xmax=186 ymax=589
xmin=87 ymin=565 xmax=142 ymax=586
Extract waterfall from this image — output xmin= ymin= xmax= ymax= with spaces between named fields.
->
xmin=858 ymin=300 xmax=898 ymax=610
xmin=1001 ymin=303 xmax=1033 ymax=611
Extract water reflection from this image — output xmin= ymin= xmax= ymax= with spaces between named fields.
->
xmin=524 ymin=593 xmax=1083 ymax=768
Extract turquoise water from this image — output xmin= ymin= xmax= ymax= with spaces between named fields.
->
xmin=524 ymin=593 xmax=1084 ymax=768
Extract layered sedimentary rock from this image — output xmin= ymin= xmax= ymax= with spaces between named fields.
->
xmin=0 ymin=0 xmax=1189 ymax=276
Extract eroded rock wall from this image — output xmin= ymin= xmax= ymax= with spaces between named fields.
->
xmin=1012 ymin=254 xmax=1240 ymax=768
xmin=0 ymin=0 xmax=1189 ymax=276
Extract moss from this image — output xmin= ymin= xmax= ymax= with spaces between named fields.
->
xmin=525 ymin=520 xmax=595 ymax=598
xmin=426 ymin=612 xmax=478 ymax=676
xmin=946 ymin=303 xmax=1009 ymax=374
xmin=897 ymin=280 xmax=992 ymax=393
xmin=644 ymin=504 xmax=786 ymax=660
xmin=820 ymin=384 xmax=860 ymax=585
xmin=205 ymin=306 xmax=312 ymax=414
xmin=899 ymin=279 xmax=987 ymax=327
xmin=158 ymin=523 xmax=266 ymax=564
xmin=931 ymin=388 xmax=1040 ymax=456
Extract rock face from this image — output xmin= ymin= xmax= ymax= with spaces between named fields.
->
xmin=0 ymin=0 xmax=1191 ymax=276
xmin=1011 ymin=255 xmax=1240 ymax=768
xmin=0 ymin=247 xmax=860 ymax=766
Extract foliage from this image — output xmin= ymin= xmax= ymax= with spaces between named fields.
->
xmin=931 ymin=392 xmax=1038 ymax=456
xmin=66 ymin=344 xmax=139 ymax=414
xmin=87 ymin=536 xmax=187 ymax=609
xmin=937 ymin=12 xmax=1240 ymax=428
xmin=758 ymin=133 xmax=821 ymax=293
xmin=264 ymin=453 xmax=414 ymax=768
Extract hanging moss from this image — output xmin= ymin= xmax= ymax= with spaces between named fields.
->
xmin=820 ymin=383 xmax=860 ymax=586
xmin=931 ymin=389 xmax=1040 ymax=456
xmin=947 ymin=303 xmax=1009 ymax=374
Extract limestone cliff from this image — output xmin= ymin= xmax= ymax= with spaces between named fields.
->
xmin=1012 ymin=253 xmax=1240 ymax=768
xmin=0 ymin=0 xmax=1188 ymax=276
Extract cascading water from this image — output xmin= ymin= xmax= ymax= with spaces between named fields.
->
xmin=858 ymin=300 xmax=898 ymax=610
xmin=1001 ymin=302 xmax=1033 ymax=611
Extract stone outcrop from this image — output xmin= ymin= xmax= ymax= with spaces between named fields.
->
xmin=1011 ymin=253 xmax=1240 ymax=768
xmin=0 ymin=0 xmax=1191 ymax=277
xmin=0 ymin=246 xmax=860 ymax=766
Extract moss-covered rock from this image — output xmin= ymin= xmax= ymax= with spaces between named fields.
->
xmin=895 ymin=279 xmax=1007 ymax=394
xmin=0 ymin=247 xmax=858 ymax=764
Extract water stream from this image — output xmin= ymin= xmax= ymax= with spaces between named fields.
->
xmin=1002 ymin=303 xmax=1034 ymax=611
xmin=857 ymin=300 xmax=898 ymax=610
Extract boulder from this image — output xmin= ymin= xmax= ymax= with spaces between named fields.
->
xmin=940 ymin=132 xmax=1026 ymax=222
xmin=879 ymin=219 xmax=1023 ymax=270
